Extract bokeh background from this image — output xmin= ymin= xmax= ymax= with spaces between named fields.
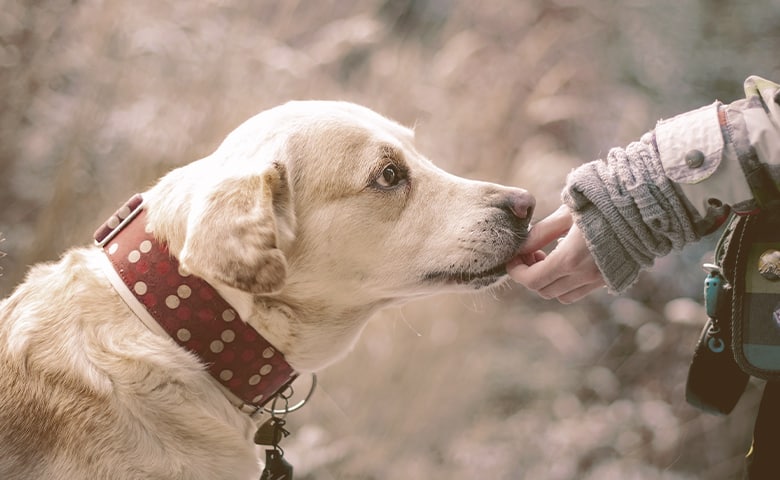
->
xmin=2 ymin=1 xmax=780 ymax=478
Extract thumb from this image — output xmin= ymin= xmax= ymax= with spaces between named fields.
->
xmin=518 ymin=205 xmax=574 ymax=254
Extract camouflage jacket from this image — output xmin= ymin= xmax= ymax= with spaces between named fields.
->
xmin=657 ymin=76 xmax=780 ymax=217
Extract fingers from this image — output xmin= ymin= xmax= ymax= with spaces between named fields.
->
xmin=507 ymin=258 xmax=560 ymax=292
xmin=509 ymin=222 xmax=583 ymax=290
xmin=557 ymin=283 xmax=603 ymax=304
xmin=507 ymin=206 xmax=572 ymax=271
xmin=518 ymin=205 xmax=574 ymax=254
xmin=509 ymin=261 xmax=604 ymax=303
xmin=507 ymin=250 xmax=546 ymax=269
xmin=508 ymin=218 xmax=606 ymax=304
xmin=533 ymin=273 xmax=604 ymax=302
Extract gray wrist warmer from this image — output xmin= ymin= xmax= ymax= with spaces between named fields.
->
xmin=562 ymin=133 xmax=702 ymax=293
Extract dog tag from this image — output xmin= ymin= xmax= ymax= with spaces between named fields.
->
xmin=260 ymin=448 xmax=293 ymax=480
xmin=254 ymin=418 xmax=287 ymax=446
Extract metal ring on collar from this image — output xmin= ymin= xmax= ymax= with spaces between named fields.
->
xmin=265 ymin=373 xmax=317 ymax=415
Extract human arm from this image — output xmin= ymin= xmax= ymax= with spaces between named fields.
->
xmin=509 ymin=76 xmax=780 ymax=300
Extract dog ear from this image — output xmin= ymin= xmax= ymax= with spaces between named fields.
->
xmin=179 ymin=163 xmax=294 ymax=294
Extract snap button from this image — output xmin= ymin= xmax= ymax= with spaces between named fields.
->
xmin=685 ymin=149 xmax=705 ymax=168
xmin=759 ymin=249 xmax=780 ymax=281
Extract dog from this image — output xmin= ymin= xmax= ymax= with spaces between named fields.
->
xmin=0 ymin=101 xmax=534 ymax=479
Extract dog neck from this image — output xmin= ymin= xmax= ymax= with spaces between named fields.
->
xmin=94 ymin=194 xmax=297 ymax=413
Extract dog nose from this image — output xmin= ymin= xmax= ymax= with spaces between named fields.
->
xmin=504 ymin=188 xmax=535 ymax=220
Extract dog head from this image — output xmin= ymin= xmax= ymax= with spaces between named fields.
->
xmin=144 ymin=101 xmax=533 ymax=368
xmin=281 ymin=102 xmax=534 ymax=299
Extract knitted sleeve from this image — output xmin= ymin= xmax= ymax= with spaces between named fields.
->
xmin=562 ymin=132 xmax=702 ymax=293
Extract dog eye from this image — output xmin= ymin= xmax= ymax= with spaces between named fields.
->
xmin=375 ymin=164 xmax=405 ymax=188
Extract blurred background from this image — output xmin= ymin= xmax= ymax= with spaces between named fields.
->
xmin=2 ymin=0 xmax=780 ymax=478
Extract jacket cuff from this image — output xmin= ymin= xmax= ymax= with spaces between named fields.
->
xmin=562 ymin=136 xmax=700 ymax=294
xmin=570 ymin=205 xmax=642 ymax=293
xmin=655 ymin=101 xmax=724 ymax=185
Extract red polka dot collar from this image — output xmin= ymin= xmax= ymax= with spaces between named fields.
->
xmin=94 ymin=194 xmax=297 ymax=414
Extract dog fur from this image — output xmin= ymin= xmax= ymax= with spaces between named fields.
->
xmin=0 ymin=101 xmax=533 ymax=479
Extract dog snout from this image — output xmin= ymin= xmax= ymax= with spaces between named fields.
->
xmin=502 ymin=188 xmax=535 ymax=222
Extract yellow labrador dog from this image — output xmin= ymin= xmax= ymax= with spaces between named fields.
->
xmin=0 ymin=101 xmax=533 ymax=479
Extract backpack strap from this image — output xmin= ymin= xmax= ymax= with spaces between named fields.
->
xmin=745 ymin=381 xmax=780 ymax=479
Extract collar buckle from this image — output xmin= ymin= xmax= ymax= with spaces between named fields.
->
xmin=94 ymin=193 xmax=145 ymax=247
